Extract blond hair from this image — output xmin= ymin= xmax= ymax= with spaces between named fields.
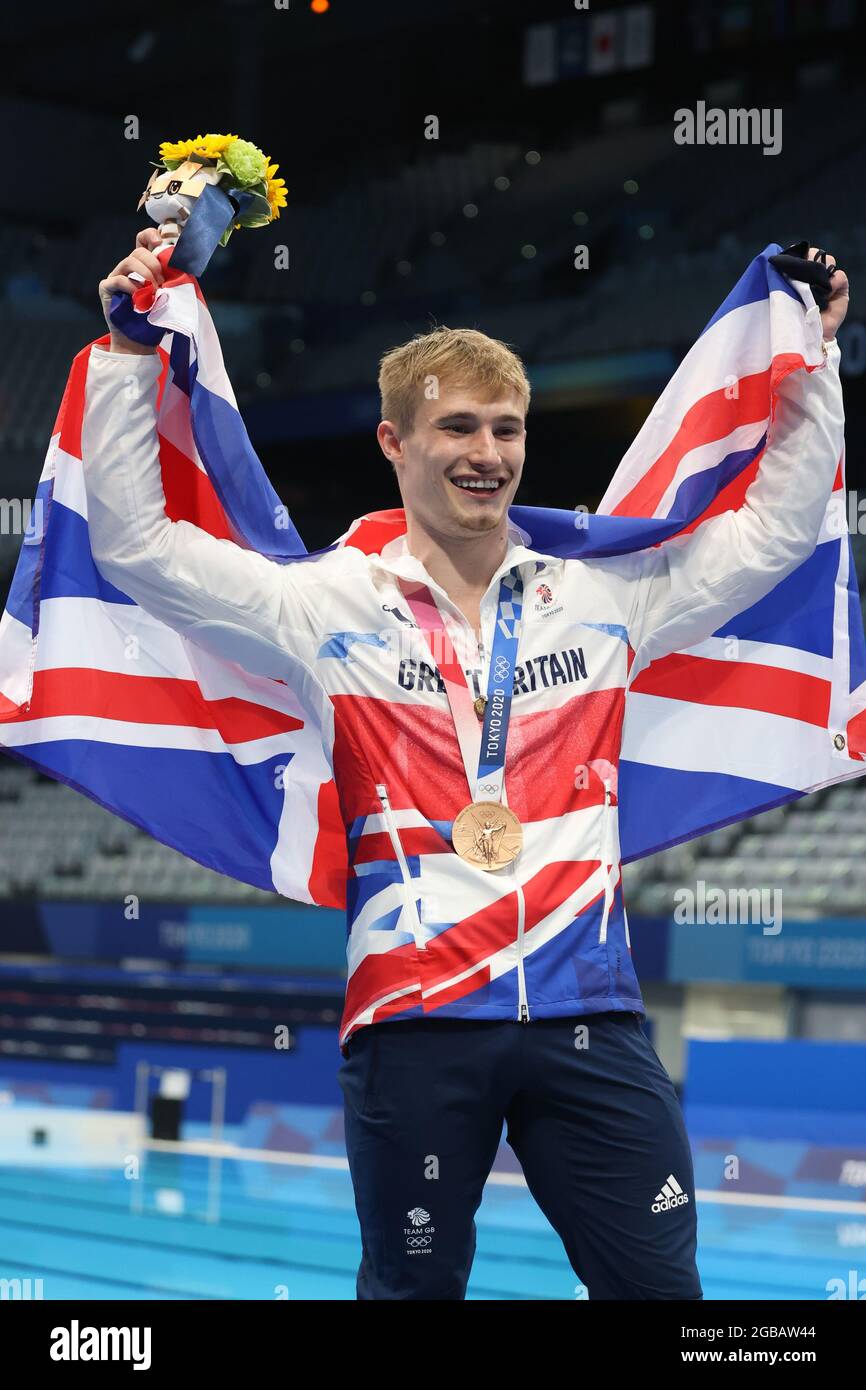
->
xmin=378 ymin=325 xmax=531 ymax=436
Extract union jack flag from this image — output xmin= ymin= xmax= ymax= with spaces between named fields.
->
xmin=0 ymin=243 xmax=863 ymax=910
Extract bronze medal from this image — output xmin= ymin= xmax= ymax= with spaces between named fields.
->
xmin=452 ymin=800 xmax=523 ymax=871
xmin=473 ymin=695 xmax=487 ymax=719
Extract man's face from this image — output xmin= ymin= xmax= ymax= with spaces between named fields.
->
xmin=377 ymin=382 xmax=526 ymax=538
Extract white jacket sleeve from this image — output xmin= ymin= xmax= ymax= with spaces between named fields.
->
xmin=81 ymin=345 xmax=317 ymax=673
xmin=602 ymin=335 xmax=845 ymax=664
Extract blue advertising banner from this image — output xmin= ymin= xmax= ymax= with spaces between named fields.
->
xmin=669 ymin=917 xmax=866 ymax=990
xmin=1 ymin=900 xmax=347 ymax=974
xmin=4 ymin=900 xmax=866 ymax=989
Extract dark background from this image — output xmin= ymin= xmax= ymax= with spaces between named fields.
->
xmin=2 ymin=0 xmax=864 ymax=563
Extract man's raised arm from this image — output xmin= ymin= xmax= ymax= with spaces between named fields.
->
xmin=81 ymin=229 xmax=316 ymax=674
xmin=602 ymin=252 xmax=848 ymax=667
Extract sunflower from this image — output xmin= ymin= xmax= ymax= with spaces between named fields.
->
xmin=159 ymin=132 xmax=239 ymax=163
xmin=264 ymin=159 xmax=288 ymax=220
xmin=153 ymin=132 xmax=287 ymax=236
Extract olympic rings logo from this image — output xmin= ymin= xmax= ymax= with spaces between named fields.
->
xmin=493 ymin=656 xmax=511 ymax=682
xmin=407 ymin=1236 xmax=432 ymax=1247
xmin=478 ymin=782 xmax=498 ymax=795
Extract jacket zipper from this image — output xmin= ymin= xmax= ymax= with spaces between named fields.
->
xmin=516 ymin=879 xmax=530 ymax=1021
xmin=598 ymin=779 xmax=615 ymax=945
xmin=375 ymin=783 xmax=426 ymax=951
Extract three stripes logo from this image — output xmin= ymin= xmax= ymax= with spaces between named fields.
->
xmin=651 ymin=1173 xmax=689 ymax=1213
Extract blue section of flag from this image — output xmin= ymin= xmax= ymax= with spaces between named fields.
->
xmin=618 ymin=760 xmax=797 ymax=863
xmin=189 ymin=374 xmax=307 ymax=561
xmin=712 ymin=542 xmax=838 ymax=656
xmin=666 ymin=435 xmax=767 ymax=522
xmin=8 ymin=741 xmax=287 ymax=891
xmin=37 ymin=500 xmax=135 ymax=606
xmin=847 ymin=544 xmax=866 ymax=695
xmin=700 ymin=243 xmax=799 ymax=337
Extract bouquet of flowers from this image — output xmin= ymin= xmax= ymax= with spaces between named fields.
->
xmin=137 ymin=131 xmax=288 ymax=271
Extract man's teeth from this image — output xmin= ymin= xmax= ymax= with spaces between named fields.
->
xmin=453 ymin=478 xmax=501 ymax=490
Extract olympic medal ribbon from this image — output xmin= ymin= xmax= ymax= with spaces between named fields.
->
xmin=397 ymin=573 xmax=525 ymax=870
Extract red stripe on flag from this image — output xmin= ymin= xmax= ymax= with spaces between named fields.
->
xmin=58 ymin=337 xmax=170 ymax=461
xmin=20 ymin=668 xmax=303 ymax=742
xmin=630 ymin=652 xmax=830 ymax=726
xmin=846 ymin=706 xmax=866 ymax=763
xmin=343 ymin=509 xmax=408 ymax=555
xmin=647 ymin=353 xmax=820 ymax=536
xmin=56 ymin=340 xmax=99 ymax=460
xmin=770 ymin=350 xmax=821 ymax=393
xmin=0 ymin=690 xmax=23 ymax=719
xmin=158 ymin=430 xmax=234 ymax=538
xmin=612 ymin=368 xmax=775 ymax=517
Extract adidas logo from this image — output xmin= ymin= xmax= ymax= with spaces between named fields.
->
xmin=651 ymin=1173 xmax=690 ymax=1213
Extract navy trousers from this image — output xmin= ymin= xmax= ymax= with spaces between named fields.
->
xmin=338 ymin=1011 xmax=702 ymax=1300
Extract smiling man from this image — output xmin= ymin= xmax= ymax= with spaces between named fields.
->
xmin=375 ymin=328 xmax=528 ymax=650
xmin=83 ymin=229 xmax=848 ymax=1301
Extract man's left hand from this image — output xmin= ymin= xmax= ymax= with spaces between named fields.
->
xmin=808 ymin=246 xmax=849 ymax=340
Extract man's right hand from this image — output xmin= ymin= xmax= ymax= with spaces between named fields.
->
xmin=98 ymin=227 xmax=166 ymax=355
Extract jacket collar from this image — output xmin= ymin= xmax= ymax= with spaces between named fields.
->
xmin=364 ymin=515 xmax=558 ymax=597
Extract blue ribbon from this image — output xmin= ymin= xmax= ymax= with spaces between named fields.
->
xmin=108 ymin=181 xmax=258 ymax=342
xmin=476 ymin=572 xmax=524 ymax=789
xmin=169 ymin=182 xmax=256 ymax=278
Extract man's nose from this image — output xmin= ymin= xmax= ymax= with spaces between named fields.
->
xmin=465 ymin=432 xmax=501 ymax=465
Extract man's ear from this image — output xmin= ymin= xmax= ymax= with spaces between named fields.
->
xmin=376 ymin=419 xmax=403 ymax=470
